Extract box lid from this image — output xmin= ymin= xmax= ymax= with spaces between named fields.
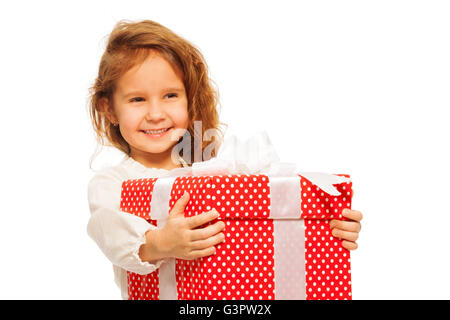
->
xmin=120 ymin=173 xmax=352 ymax=222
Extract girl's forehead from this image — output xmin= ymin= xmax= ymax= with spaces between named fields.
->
xmin=115 ymin=53 xmax=185 ymax=96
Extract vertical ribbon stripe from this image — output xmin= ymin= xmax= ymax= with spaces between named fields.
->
xmin=149 ymin=177 xmax=178 ymax=300
xmin=273 ymin=220 xmax=306 ymax=299
xmin=269 ymin=175 xmax=306 ymax=299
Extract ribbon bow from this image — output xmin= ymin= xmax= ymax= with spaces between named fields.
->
xmin=168 ymin=131 xmax=350 ymax=196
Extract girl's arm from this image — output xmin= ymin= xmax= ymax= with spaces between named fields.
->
xmin=87 ymin=172 xmax=225 ymax=274
xmin=87 ymin=171 xmax=164 ymax=275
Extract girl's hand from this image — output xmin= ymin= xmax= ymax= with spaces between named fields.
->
xmin=140 ymin=191 xmax=225 ymax=262
xmin=329 ymin=209 xmax=363 ymax=250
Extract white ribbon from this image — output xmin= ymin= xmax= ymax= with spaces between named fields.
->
xmin=166 ymin=130 xmax=351 ymax=196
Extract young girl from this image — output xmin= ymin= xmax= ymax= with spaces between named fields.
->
xmin=87 ymin=19 xmax=363 ymax=300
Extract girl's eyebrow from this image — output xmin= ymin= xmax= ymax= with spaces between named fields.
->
xmin=122 ymin=87 xmax=185 ymax=98
xmin=162 ymin=87 xmax=185 ymax=93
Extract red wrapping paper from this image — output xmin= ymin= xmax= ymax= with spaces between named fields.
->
xmin=120 ymin=173 xmax=352 ymax=300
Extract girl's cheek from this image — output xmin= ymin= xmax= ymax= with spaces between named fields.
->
xmin=172 ymin=101 xmax=189 ymax=128
xmin=119 ymin=111 xmax=144 ymax=135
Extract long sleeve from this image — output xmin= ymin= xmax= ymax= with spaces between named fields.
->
xmin=86 ymin=168 xmax=165 ymax=275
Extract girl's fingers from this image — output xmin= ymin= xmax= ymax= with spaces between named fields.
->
xmin=190 ymin=221 xmax=225 ymax=241
xmin=187 ymin=209 xmax=219 ymax=229
xmin=329 ymin=219 xmax=361 ymax=233
xmin=188 ymin=246 xmax=217 ymax=260
xmin=331 ymin=228 xmax=359 ymax=242
xmin=331 ymin=209 xmax=362 ymax=250
xmin=342 ymin=209 xmax=363 ymax=222
xmin=169 ymin=191 xmax=190 ymax=216
xmin=190 ymin=232 xmax=225 ymax=250
xmin=342 ymin=240 xmax=358 ymax=251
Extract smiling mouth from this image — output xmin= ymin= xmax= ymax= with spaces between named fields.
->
xmin=141 ymin=128 xmax=171 ymax=134
xmin=140 ymin=127 xmax=173 ymax=138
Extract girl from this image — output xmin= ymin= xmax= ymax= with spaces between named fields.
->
xmin=87 ymin=19 xmax=363 ymax=299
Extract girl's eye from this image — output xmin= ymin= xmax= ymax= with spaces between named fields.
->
xmin=130 ymin=97 xmax=145 ymax=103
xmin=165 ymin=93 xmax=178 ymax=99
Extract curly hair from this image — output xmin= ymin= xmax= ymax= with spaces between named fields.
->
xmin=88 ymin=19 xmax=226 ymax=167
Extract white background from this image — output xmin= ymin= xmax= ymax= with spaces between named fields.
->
xmin=0 ymin=0 xmax=449 ymax=299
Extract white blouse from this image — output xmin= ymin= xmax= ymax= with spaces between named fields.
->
xmin=86 ymin=155 xmax=187 ymax=300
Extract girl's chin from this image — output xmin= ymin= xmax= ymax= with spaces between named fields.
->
xmin=133 ymin=141 xmax=178 ymax=155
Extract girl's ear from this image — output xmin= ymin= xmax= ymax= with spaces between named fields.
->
xmin=98 ymin=97 xmax=118 ymax=125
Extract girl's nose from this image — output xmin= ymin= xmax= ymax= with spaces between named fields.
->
xmin=144 ymin=101 xmax=166 ymax=121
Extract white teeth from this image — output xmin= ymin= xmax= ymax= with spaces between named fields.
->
xmin=143 ymin=128 xmax=169 ymax=134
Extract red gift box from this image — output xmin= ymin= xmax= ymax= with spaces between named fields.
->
xmin=120 ymin=173 xmax=352 ymax=300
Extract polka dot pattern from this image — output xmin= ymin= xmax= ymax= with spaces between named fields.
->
xmin=175 ymin=219 xmax=276 ymax=300
xmin=120 ymin=178 xmax=160 ymax=300
xmin=120 ymin=178 xmax=158 ymax=218
xmin=119 ymin=173 xmax=353 ymax=300
xmin=169 ymin=175 xmax=272 ymax=220
xmin=170 ymin=175 xmax=275 ymax=300
xmin=300 ymin=174 xmax=353 ymax=300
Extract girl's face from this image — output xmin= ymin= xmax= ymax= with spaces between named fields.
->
xmin=109 ymin=52 xmax=189 ymax=167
